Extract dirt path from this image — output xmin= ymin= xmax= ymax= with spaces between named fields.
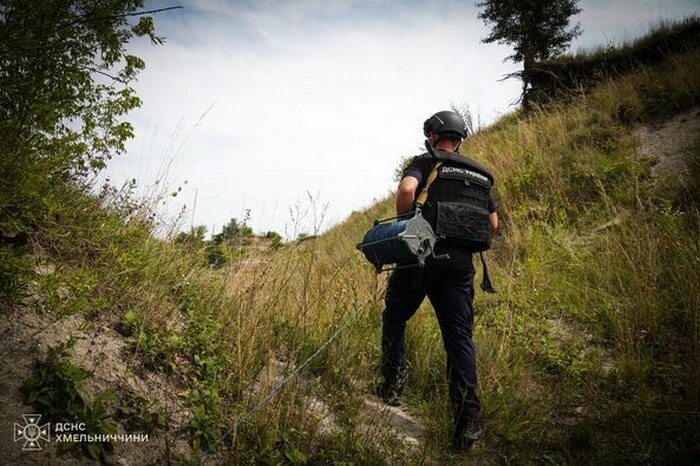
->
xmin=359 ymin=396 xmax=425 ymax=447
xmin=254 ymin=354 xmax=426 ymax=453
xmin=635 ymin=107 xmax=700 ymax=179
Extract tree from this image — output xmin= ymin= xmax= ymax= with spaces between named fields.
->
xmin=175 ymin=225 xmax=208 ymax=246
xmin=212 ymin=216 xmax=253 ymax=245
xmin=265 ymin=230 xmax=283 ymax=247
xmin=0 ymin=1 xmax=177 ymax=237
xmin=477 ymin=0 xmax=582 ymax=112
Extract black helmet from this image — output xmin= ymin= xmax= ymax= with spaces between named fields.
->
xmin=423 ymin=110 xmax=466 ymax=139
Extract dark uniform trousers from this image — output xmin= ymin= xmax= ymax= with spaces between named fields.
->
xmin=381 ymin=265 xmax=480 ymax=422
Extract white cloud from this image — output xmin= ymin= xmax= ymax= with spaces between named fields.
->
xmin=106 ymin=1 xmax=521 ymax=237
xmin=104 ymin=0 xmax=697 ymax=238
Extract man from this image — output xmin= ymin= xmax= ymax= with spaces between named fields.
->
xmin=376 ymin=110 xmax=498 ymax=450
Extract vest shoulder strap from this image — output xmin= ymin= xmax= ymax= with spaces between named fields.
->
xmin=415 ymin=161 xmax=441 ymax=208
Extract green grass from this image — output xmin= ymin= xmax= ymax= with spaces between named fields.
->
xmin=3 ymin=24 xmax=700 ymax=465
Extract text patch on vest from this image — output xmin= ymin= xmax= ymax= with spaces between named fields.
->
xmin=438 ymin=165 xmax=491 ymax=187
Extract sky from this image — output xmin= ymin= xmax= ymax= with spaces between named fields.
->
xmin=102 ymin=0 xmax=699 ymax=239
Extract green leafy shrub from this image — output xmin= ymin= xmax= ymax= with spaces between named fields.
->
xmin=0 ymin=244 xmax=32 ymax=309
xmin=21 ymin=338 xmax=117 ymax=460
xmin=205 ymin=244 xmax=228 ymax=268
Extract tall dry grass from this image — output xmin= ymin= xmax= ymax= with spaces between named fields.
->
xmin=17 ymin=38 xmax=700 ymax=465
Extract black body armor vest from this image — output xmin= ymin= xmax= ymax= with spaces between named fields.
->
xmin=418 ymin=151 xmax=494 ymax=252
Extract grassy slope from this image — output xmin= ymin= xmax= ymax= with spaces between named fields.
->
xmin=314 ymin=43 xmax=700 ymax=464
xmin=529 ymin=16 xmax=700 ymax=106
xmin=5 ymin=34 xmax=699 ymax=465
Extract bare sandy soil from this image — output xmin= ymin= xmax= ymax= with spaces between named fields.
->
xmin=635 ymin=107 xmax=700 ymax=180
xmin=0 ymin=278 xmax=191 ymax=465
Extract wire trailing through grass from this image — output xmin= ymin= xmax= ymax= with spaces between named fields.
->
xmin=204 ymin=293 xmax=377 ymax=455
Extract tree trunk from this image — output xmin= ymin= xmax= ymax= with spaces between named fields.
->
xmin=522 ymin=57 xmax=533 ymax=115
